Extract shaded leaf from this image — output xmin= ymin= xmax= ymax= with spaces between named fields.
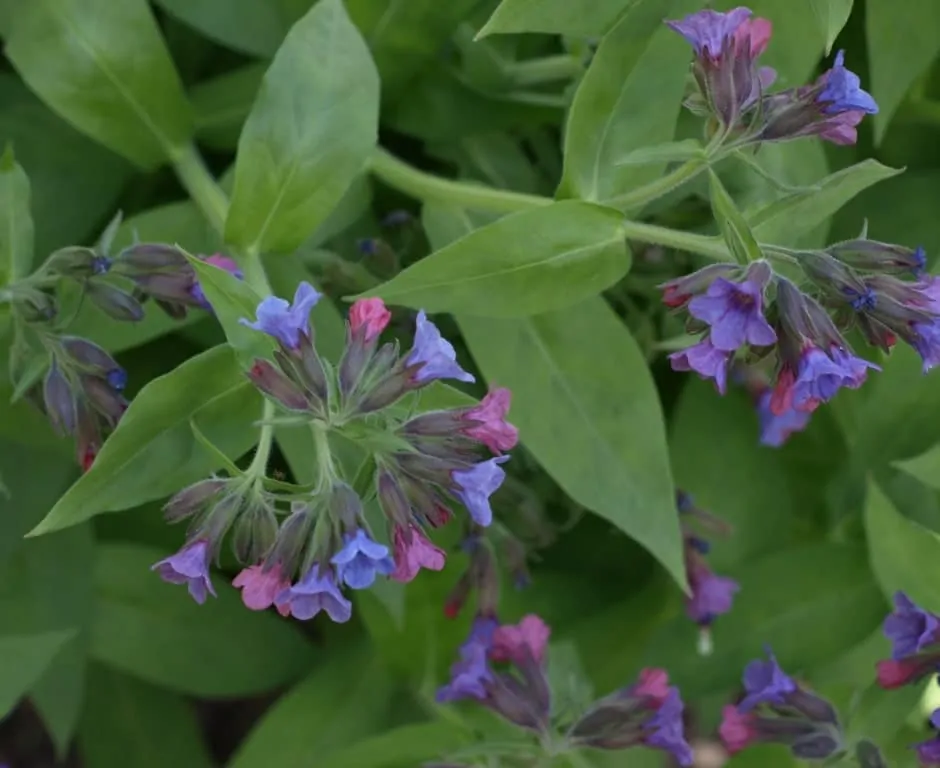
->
xmin=0 ymin=145 xmax=34 ymax=284
xmin=478 ymin=0 xmax=634 ymax=38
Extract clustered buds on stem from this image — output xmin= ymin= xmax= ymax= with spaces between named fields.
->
xmin=153 ymin=284 xmax=521 ymax=627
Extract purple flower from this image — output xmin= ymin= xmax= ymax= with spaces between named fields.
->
xmin=665 ymin=7 xmax=752 ymax=58
xmin=330 ymin=529 xmax=394 ymax=590
xmin=818 ymin=51 xmax=878 ymax=115
xmin=151 ymin=540 xmax=216 ymax=604
xmin=451 ymin=457 xmax=509 ymax=526
xmin=915 ymin=710 xmax=940 ymax=765
xmin=436 ymin=616 xmax=498 ymax=703
xmin=669 ymin=339 xmax=732 ymax=394
xmin=274 ymin=564 xmax=352 ymax=622
xmin=643 ymin=689 xmax=694 ymax=766
xmin=740 ymin=648 xmax=797 ymax=711
xmin=106 ymin=367 xmax=128 ymax=392
xmin=688 ymin=275 xmax=776 ymax=352
xmin=791 ymin=346 xmax=855 ymax=411
xmin=758 ymin=390 xmax=811 ymax=447
xmin=912 ymin=320 xmax=940 ymax=372
xmin=405 ymin=311 xmax=475 ymax=384
xmin=687 ymin=565 xmax=740 ymax=626
xmin=240 ymin=282 xmax=322 ymax=350
xmin=830 ymin=346 xmax=879 ymax=387
xmin=884 ymin=592 xmax=940 ymax=660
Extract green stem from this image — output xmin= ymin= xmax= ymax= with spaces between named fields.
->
xmin=621 ymin=220 xmax=732 ymax=261
xmin=312 ymin=422 xmax=337 ymax=488
xmin=170 ymin=143 xmax=229 ymax=236
xmin=505 ymin=54 xmax=583 ymax=86
xmin=607 ymin=158 xmax=707 ymax=212
xmin=369 ymin=147 xmax=550 ymax=215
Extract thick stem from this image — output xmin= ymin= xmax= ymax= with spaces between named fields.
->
xmin=312 ymin=421 xmax=337 ymax=488
xmin=621 ymin=220 xmax=732 ymax=261
xmin=369 ymin=147 xmax=550 ymax=215
xmin=170 ymin=143 xmax=229 ymax=236
xmin=505 ymin=55 xmax=583 ymax=86
xmin=608 ymin=159 xmax=707 ymax=212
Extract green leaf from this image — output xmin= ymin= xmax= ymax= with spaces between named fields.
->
xmin=153 ymin=0 xmax=292 ymax=58
xmin=91 ymin=543 xmax=315 ymax=696
xmin=4 ymin=0 xmax=193 ymax=169
xmin=225 ymin=0 xmax=380 ymax=254
xmin=79 ymin=663 xmax=213 ymax=768
xmin=361 ymin=201 xmax=629 ymax=318
xmin=708 ymin=168 xmax=764 ymax=264
xmin=748 ymin=159 xmax=902 ymax=246
xmin=0 ymin=631 xmax=76 ymax=718
xmin=477 ymin=0 xmax=634 ymax=38
xmin=346 ymin=0 xmax=481 ymax=102
xmin=865 ymin=477 xmax=940 ymax=611
xmin=191 ymin=64 xmax=266 ymax=151
xmin=557 ymin=0 xmax=696 ymax=206
xmin=32 ymin=638 xmax=88 ymax=758
xmin=228 ymin=642 xmax=392 ymax=768
xmin=0 ymin=146 xmax=34 ymax=284
xmin=183 ymin=252 xmax=271 ymax=367
xmin=642 ymin=542 xmax=886 ymax=698
xmin=894 ymin=445 xmax=940 ymax=491
xmin=845 ymin=679 xmax=924 ymax=750
xmin=867 ymin=0 xmax=940 ymax=143
xmin=808 ymin=0 xmax=853 ymax=54
xmin=30 ymin=346 xmax=263 ymax=536
xmin=315 ymin=722 xmax=472 ymax=768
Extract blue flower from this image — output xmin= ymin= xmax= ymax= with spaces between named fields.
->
xmin=151 ymin=539 xmax=216 ymax=604
xmin=274 ymin=564 xmax=352 ymax=622
xmin=740 ymin=648 xmax=797 ymax=711
xmin=818 ymin=51 xmax=878 ymax=115
xmin=436 ymin=616 xmax=498 ymax=703
xmin=688 ymin=274 xmax=776 ymax=352
xmin=914 ymin=710 xmax=940 ymax=765
xmin=643 ymin=689 xmax=694 ymax=766
xmin=331 ymin=529 xmax=394 ymax=589
xmin=665 ymin=7 xmax=752 ymax=58
xmin=686 ymin=565 xmax=740 ymax=626
xmin=912 ymin=320 xmax=940 ymax=372
xmin=106 ymin=367 xmax=128 ymax=392
xmin=240 ymin=282 xmax=322 ymax=350
xmin=669 ymin=339 xmax=732 ymax=394
xmin=451 ymin=457 xmax=509 ymax=526
xmin=884 ymin=591 xmax=940 ymax=660
xmin=758 ymin=390 xmax=811 ymax=447
xmin=405 ymin=310 xmax=475 ymax=384
xmin=791 ymin=346 xmax=852 ymax=411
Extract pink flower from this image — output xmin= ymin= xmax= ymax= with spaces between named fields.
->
xmin=633 ymin=668 xmax=671 ymax=705
xmin=733 ymin=16 xmax=772 ymax=56
xmin=464 ymin=388 xmax=519 ymax=454
xmin=490 ymin=614 xmax=550 ymax=664
xmin=719 ymin=706 xmax=757 ymax=754
xmin=349 ymin=298 xmax=391 ymax=341
xmin=390 ymin=525 xmax=446 ymax=583
xmin=205 ymin=253 xmax=241 ymax=273
xmin=233 ymin=565 xmax=291 ymax=616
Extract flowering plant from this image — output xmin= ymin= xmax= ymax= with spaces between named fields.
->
xmin=1 ymin=0 xmax=939 ymax=766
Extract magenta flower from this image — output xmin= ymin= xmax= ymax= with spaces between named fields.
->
xmin=274 ymin=564 xmax=352 ymax=622
xmin=688 ymin=275 xmax=776 ymax=352
xmin=451 ymin=456 xmax=509 ymax=526
xmin=405 ymin=310 xmax=475 ymax=384
xmin=240 ymin=282 xmax=322 ymax=350
xmin=464 ymin=388 xmax=519 ymax=454
xmin=151 ymin=540 xmax=216 ymax=604
xmin=331 ymin=529 xmax=394 ymax=590
xmin=491 ymin=614 xmax=551 ymax=665
xmin=719 ymin=705 xmax=758 ymax=754
xmin=669 ymin=339 xmax=732 ymax=394
xmin=349 ymin=297 xmax=391 ymax=341
xmin=233 ymin=564 xmax=291 ymax=615
xmin=390 ymin=525 xmax=446 ymax=583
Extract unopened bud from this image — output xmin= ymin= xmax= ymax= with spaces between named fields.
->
xmin=856 ymin=739 xmax=888 ymax=768
xmin=85 ymin=282 xmax=145 ymax=322
xmin=45 ymin=246 xmax=111 ymax=278
xmin=81 ymin=375 xmax=126 ymax=425
xmin=233 ymin=496 xmax=278 ymax=564
xmin=247 ymin=360 xmax=311 ymax=412
xmin=61 ymin=337 xmax=119 ymax=374
xmin=115 ymin=243 xmax=188 ymax=271
xmin=329 ymin=482 xmax=364 ymax=529
xmin=43 ymin=363 xmax=76 ymax=436
xmin=377 ymin=471 xmax=412 ymax=527
xmin=163 ymin=479 xmax=227 ymax=523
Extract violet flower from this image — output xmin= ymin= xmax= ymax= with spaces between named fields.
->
xmin=240 ymin=282 xmax=322 ymax=350
xmin=330 ymin=529 xmax=395 ymax=590
xmin=405 ymin=311 xmax=475 ymax=384
xmin=274 ymin=564 xmax=352 ymax=622
xmin=152 ymin=540 xmax=216 ymax=604
xmin=451 ymin=456 xmax=509 ymax=527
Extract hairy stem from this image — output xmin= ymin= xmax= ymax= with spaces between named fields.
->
xmin=505 ymin=54 xmax=583 ymax=86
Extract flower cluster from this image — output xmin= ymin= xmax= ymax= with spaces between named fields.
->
xmin=667 ymin=6 xmax=878 ymax=146
xmin=435 ymin=614 xmax=694 ymax=766
xmin=678 ymin=491 xmax=739 ymax=653
xmin=719 ymin=648 xmax=843 ymax=760
xmin=664 ymin=239 xmax=938 ymax=444
xmin=153 ymin=284 xmax=519 ymax=625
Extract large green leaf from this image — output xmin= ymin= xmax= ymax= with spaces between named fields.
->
xmin=5 ymin=0 xmax=193 ymax=169
xmin=91 ymin=543 xmax=315 ymax=696
xmin=867 ymin=0 xmax=940 ymax=142
xmin=346 ymin=0 xmax=482 ymax=101
xmin=30 ymin=346 xmax=263 ymax=536
xmin=361 ymin=201 xmax=629 ymax=317
xmin=478 ymin=0 xmax=634 ymax=38
xmin=808 ymin=0 xmax=853 ymax=54
xmin=893 ymin=444 xmax=940 ymax=491
xmin=0 ymin=146 xmax=33 ymax=284
xmin=79 ymin=663 xmax=213 ymax=768
xmin=0 ymin=631 xmax=76 ymax=718
xmin=315 ymin=722 xmax=473 ymax=768
xmin=225 ymin=0 xmax=380 ymax=254
xmin=229 ymin=642 xmax=392 ymax=768
xmin=865 ymin=478 xmax=940 ymax=612
xmin=641 ymin=542 xmax=885 ymax=698
xmin=190 ymin=64 xmax=266 ymax=151
xmin=557 ymin=0 xmax=697 ymax=207
xmin=154 ymin=0 xmax=293 ymax=58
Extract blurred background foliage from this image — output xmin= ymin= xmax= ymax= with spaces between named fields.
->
xmin=1 ymin=0 xmax=940 ymax=766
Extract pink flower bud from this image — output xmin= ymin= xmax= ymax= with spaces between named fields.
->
xmin=390 ymin=525 xmax=446 ymax=583
xmin=634 ymin=667 xmax=671 ymax=705
xmin=233 ymin=564 xmax=291 ymax=616
xmin=718 ymin=705 xmax=757 ymax=754
xmin=464 ymin=387 xmax=519 ymax=454
xmin=490 ymin=614 xmax=550 ymax=664
xmin=349 ymin=298 xmax=391 ymax=342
